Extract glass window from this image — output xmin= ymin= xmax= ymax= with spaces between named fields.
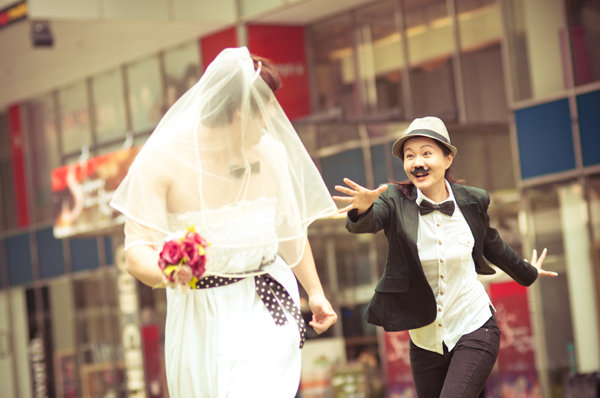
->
xmin=72 ymin=271 xmax=125 ymax=396
xmin=164 ymin=41 xmax=201 ymax=109
xmin=503 ymin=0 xmax=567 ymax=102
xmin=92 ymin=69 xmax=127 ymax=146
xmin=404 ymin=0 xmax=458 ymax=119
xmin=0 ymin=111 xmax=18 ymax=230
xmin=565 ymin=0 xmax=600 ymax=86
xmin=525 ymin=184 xmax=574 ymax=395
xmin=588 ymin=175 xmax=600 ymax=292
xmin=355 ymin=0 xmax=405 ymax=118
xmin=457 ymin=0 xmax=508 ymax=123
xmin=310 ymin=14 xmax=358 ymax=118
xmin=316 ymin=123 xmax=360 ymax=149
xmin=450 ymin=124 xmax=516 ymax=192
xmin=25 ymin=94 xmax=60 ymax=223
xmin=126 ymin=56 xmax=163 ymax=134
xmin=58 ymin=81 xmax=92 ymax=157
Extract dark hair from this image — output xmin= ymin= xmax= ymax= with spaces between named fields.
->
xmin=200 ymin=54 xmax=282 ymax=127
xmin=252 ymin=55 xmax=282 ymax=94
xmin=392 ymin=138 xmax=465 ymax=198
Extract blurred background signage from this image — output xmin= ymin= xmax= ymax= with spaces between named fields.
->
xmin=0 ymin=1 xmax=26 ymax=30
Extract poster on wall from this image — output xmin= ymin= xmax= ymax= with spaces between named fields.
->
xmin=383 ymin=331 xmax=416 ymax=397
xmin=51 ymin=146 xmax=140 ymax=238
xmin=486 ymin=282 xmax=540 ymax=397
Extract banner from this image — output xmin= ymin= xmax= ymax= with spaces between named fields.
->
xmin=487 ymin=282 xmax=540 ymax=397
xmin=8 ymin=104 xmax=30 ymax=227
xmin=383 ymin=331 xmax=416 ymax=397
xmin=51 ymin=146 xmax=140 ymax=238
xmin=247 ymin=25 xmax=311 ymax=120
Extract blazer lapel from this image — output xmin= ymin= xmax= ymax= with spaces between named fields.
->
xmin=400 ymin=186 xmax=420 ymax=259
xmin=452 ymin=183 xmax=482 ymax=251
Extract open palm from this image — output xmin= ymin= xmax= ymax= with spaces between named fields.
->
xmin=333 ymin=178 xmax=388 ymax=214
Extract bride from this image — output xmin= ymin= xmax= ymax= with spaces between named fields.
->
xmin=110 ymin=47 xmax=338 ymax=397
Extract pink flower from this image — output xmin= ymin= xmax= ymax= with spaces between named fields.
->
xmin=173 ymin=265 xmax=193 ymax=285
xmin=159 ymin=240 xmax=182 ymax=265
xmin=181 ymin=239 xmax=200 ymax=266
xmin=185 ymin=231 xmax=208 ymax=247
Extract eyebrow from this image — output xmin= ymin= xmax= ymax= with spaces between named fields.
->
xmin=404 ymin=144 xmax=435 ymax=153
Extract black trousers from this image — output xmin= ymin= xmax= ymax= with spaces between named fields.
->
xmin=409 ymin=314 xmax=500 ymax=398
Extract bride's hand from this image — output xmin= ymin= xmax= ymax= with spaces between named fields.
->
xmin=308 ymin=294 xmax=337 ymax=334
xmin=333 ymin=178 xmax=388 ymax=214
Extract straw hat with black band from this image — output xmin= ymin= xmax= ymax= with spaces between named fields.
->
xmin=392 ymin=116 xmax=457 ymax=159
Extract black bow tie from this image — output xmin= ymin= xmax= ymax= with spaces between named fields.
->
xmin=230 ymin=161 xmax=260 ymax=178
xmin=418 ymin=200 xmax=455 ymax=216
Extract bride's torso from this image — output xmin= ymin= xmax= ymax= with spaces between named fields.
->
xmin=167 ymin=196 xmax=279 ymax=276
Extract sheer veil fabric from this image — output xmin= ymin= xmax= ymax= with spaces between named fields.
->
xmin=110 ymin=47 xmax=337 ymax=276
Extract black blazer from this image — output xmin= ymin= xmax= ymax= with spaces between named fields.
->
xmin=346 ymin=182 xmax=538 ymax=332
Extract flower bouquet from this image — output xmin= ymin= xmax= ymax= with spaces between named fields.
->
xmin=158 ymin=226 xmax=208 ymax=290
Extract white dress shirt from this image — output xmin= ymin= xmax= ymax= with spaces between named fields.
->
xmin=409 ymin=180 xmax=493 ymax=354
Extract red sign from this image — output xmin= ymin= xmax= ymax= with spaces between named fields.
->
xmin=51 ymin=147 xmax=140 ymax=238
xmin=8 ymin=104 xmax=30 ymax=227
xmin=383 ymin=331 xmax=416 ymax=396
xmin=200 ymin=27 xmax=238 ymax=69
xmin=247 ymin=25 xmax=311 ymax=120
xmin=487 ymin=282 xmax=540 ymax=396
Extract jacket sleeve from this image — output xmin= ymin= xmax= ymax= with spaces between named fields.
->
xmin=345 ymin=188 xmax=392 ymax=234
xmin=480 ymin=190 xmax=539 ymax=286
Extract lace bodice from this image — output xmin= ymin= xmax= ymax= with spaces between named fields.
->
xmin=167 ymin=197 xmax=279 ymax=276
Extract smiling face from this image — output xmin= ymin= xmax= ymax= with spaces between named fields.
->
xmin=403 ymin=136 xmax=454 ymax=201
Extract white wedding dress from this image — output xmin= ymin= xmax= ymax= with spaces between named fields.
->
xmin=163 ymin=197 xmax=302 ymax=398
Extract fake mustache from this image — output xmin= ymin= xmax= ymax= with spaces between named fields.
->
xmin=410 ymin=166 xmax=431 ymax=176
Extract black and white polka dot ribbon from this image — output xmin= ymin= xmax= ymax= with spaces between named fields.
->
xmin=195 ymin=273 xmax=307 ymax=348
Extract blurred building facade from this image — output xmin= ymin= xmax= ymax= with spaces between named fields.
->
xmin=0 ymin=0 xmax=599 ymax=397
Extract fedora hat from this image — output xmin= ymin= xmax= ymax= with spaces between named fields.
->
xmin=392 ymin=116 xmax=457 ymax=159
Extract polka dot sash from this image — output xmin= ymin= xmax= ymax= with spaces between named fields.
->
xmin=194 ymin=273 xmax=307 ymax=348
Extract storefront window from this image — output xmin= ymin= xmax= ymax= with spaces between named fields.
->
xmin=92 ymin=68 xmax=128 ymax=149
xmin=587 ymin=175 xmax=600 ymax=314
xmin=525 ymin=184 xmax=574 ymax=396
xmin=126 ymin=56 xmax=163 ymax=134
xmin=163 ymin=41 xmax=201 ymax=110
xmin=565 ymin=0 xmax=600 ymax=86
xmin=310 ymin=14 xmax=357 ymax=119
xmin=457 ymin=0 xmax=508 ymax=123
xmin=58 ymin=81 xmax=93 ymax=159
xmin=72 ymin=271 xmax=125 ymax=397
xmin=404 ymin=0 xmax=458 ymax=119
xmin=502 ymin=0 xmax=567 ymax=102
xmin=450 ymin=124 xmax=515 ymax=192
xmin=25 ymin=94 xmax=60 ymax=223
xmin=355 ymin=0 xmax=405 ymax=118
xmin=0 ymin=111 xmax=18 ymax=230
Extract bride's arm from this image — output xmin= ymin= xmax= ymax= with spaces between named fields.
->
xmin=125 ymin=243 xmax=165 ymax=288
xmin=292 ymin=238 xmax=338 ymax=334
xmin=123 ymin=218 xmax=166 ymax=288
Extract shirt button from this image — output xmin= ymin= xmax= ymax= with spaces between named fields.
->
xmin=438 ymin=308 xmax=442 ymax=312
xmin=440 ymin=259 xmax=444 ymax=263
xmin=440 ymin=275 xmax=445 ymax=279
xmin=437 ymin=323 xmax=442 ymax=327
xmin=440 ymin=291 xmax=444 ymax=295
xmin=438 ymin=241 xmax=442 ymax=245
xmin=437 ymin=223 xmax=441 ymax=227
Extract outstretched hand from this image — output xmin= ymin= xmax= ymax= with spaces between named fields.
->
xmin=333 ymin=178 xmax=388 ymax=214
xmin=530 ymin=248 xmax=558 ymax=278
xmin=308 ymin=294 xmax=338 ymax=334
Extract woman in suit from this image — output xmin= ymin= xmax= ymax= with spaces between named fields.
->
xmin=333 ymin=116 xmax=557 ymax=398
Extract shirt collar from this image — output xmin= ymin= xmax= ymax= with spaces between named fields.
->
xmin=416 ymin=179 xmax=456 ymax=206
